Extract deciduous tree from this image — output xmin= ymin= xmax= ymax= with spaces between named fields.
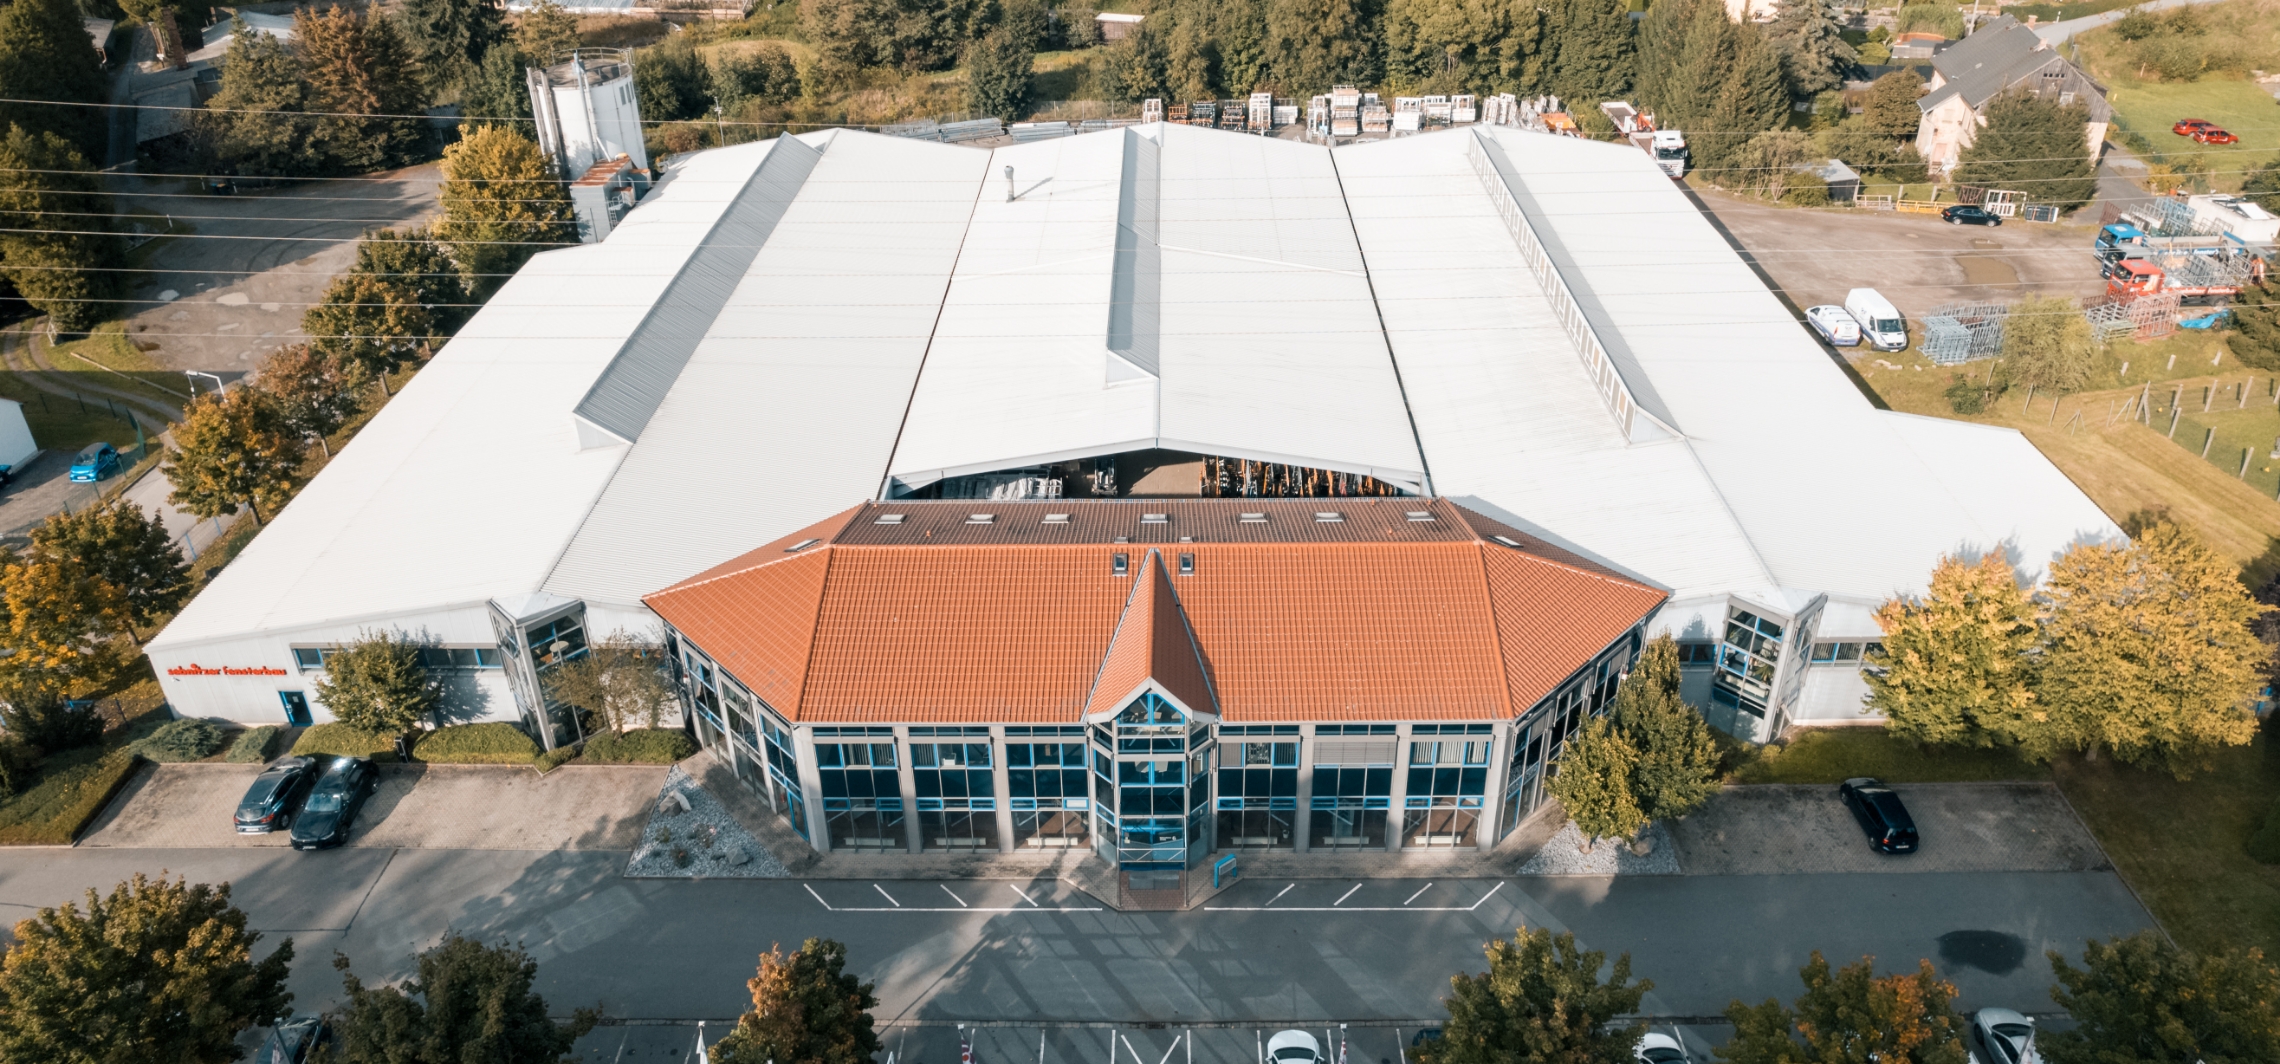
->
xmin=2037 ymin=522 xmax=2266 ymax=775
xmin=1265 ymin=0 xmax=1384 ymax=97
xmin=2228 ymin=278 xmax=2280 ymax=372
xmin=539 ymin=630 xmax=676 ymax=734
xmin=437 ymin=128 xmax=577 ymax=299
xmin=711 ymin=42 xmax=804 ymax=111
xmin=1414 ymin=926 xmax=1648 ymax=1064
xmin=1613 ymin=635 xmax=1721 ymax=822
xmin=2003 ymin=295 xmax=2097 ymax=393
xmin=0 ymin=874 xmax=294 ymax=1064
xmin=327 ymin=933 xmax=597 ymax=1064
xmin=0 ymin=125 xmax=123 ymax=333
xmin=638 ymin=38 xmax=714 ymax=124
xmin=312 ymin=630 xmax=445 ymax=734
xmin=30 ymin=501 xmax=190 ymax=636
xmin=0 ymin=548 xmax=133 ymax=688
xmin=163 ymin=387 xmax=307 ymax=525
xmin=1955 ymin=91 xmax=2097 ymax=209
xmin=965 ymin=26 xmax=1036 ymax=121
xmin=514 ymin=0 xmax=581 ymax=66
xmin=257 ymin=344 xmax=360 ymax=457
xmin=1861 ymin=68 xmax=1925 ymax=137
xmin=1539 ymin=0 xmax=1633 ymax=104
xmin=2041 ymin=932 xmax=2280 ymax=1064
xmin=1867 ymin=553 xmax=2040 ymax=750
xmin=712 ymin=939 xmax=881 ymax=1064
xmin=0 ymin=678 xmax=105 ymax=753
xmin=0 ymin=0 xmax=108 ymax=157
xmin=2245 ymin=155 xmax=2280 ymax=213
xmin=1719 ymin=953 xmax=1969 ymax=1064
xmin=305 ymin=228 xmax=472 ymax=391
xmin=1545 ymin=715 xmax=1644 ymax=849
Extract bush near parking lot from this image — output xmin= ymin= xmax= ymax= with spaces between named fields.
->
xmin=713 ymin=939 xmax=880 ymax=1064
xmin=327 ymin=933 xmax=596 ymax=1064
xmin=133 ymin=718 xmax=227 ymax=762
xmin=580 ymin=728 xmax=694 ymax=765
xmin=225 ymin=725 xmax=281 ymax=764
xmin=290 ymin=722 xmax=398 ymax=762
xmin=534 ymin=744 xmax=581 ymax=774
xmin=410 ymin=722 xmax=537 ymax=764
xmin=0 ymin=749 xmax=143 ymax=844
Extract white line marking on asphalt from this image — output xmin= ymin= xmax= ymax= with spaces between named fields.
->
xmin=804 ymin=885 xmax=833 ymax=910
xmin=1468 ymin=882 xmax=1506 ymax=910
xmin=1205 ymin=881 xmax=1510 ymax=912
xmin=1155 ymin=1036 xmax=1182 ymax=1064
xmin=808 ymin=906 xmax=1105 ymax=913
xmin=942 ymin=885 xmax=967 ymax=907
xmin=1333 ymin=884 xmax=1363 ymax=906
xmin=874 ymin=884 xmax=901 ymax=907
xmin=1010 ymin=884 xmax=1041 ymax=906
xmin=1121 ymin=1035 xmax=1148 ymax=1064
xmin=1404 ymin=884 xmax=1432 ymax=905
xmin=1265 ymin=884 xmax=1295 ymax=907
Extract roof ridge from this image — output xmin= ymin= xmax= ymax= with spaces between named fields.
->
xmin=1469 ymin=543 xmax=1517 ymax=720
xmin=1079 ymin=549 xmax=1154 ymax=718
xmin=1150 ymin=549 xmax=1220 ymax=713
xmin=788 ymin=546 xmax=839 ymax=722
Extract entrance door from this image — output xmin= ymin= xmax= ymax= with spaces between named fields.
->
xmin=278 ymin=691 xmax=313 ymax=726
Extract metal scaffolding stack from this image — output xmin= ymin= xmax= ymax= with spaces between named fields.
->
xmin=1920 ymin=301 xmax=2009 ymax=364
xmin=2085 ymin=293 xmax=2181 ymax=343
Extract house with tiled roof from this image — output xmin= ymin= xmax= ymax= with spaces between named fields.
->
xmin=1915 ymin=15 xmax=2111 ymax=174
xmin=147 ymin=120 xmax=2120 ymax=887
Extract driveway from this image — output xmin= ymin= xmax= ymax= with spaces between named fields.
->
xmin=1688 ymin=189 xmax=2107 ymax=319
xmin=1670 ymin=783 xmax=2109 ymax=875
xmin=76 ymin=762 xmax=662 ymax=851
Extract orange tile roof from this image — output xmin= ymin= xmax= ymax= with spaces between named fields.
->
xmin=645 ymin=499 xmax=1666 ymax=724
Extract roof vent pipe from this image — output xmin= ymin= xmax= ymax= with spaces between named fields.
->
xmin=1005 ymin=165 xmax=1015 ymax=202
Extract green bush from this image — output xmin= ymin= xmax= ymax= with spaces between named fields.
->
xmin=135 ymin=719 xmax=227 ymax=763
xmin=225 ymin=726 xmax=282 ymax=764
xmin=0 ymin=733 xmax=40 ymax=798
xmin=535 ymin=744 xmax=582 ymax=774
xmin=411 ymin=722 xmax=538 ymax=764
xmin=1783 ymin=181 xmax=1832 ymax=208
xmin=291 ymin=722 xmax=399 ymax=762
xmin=582 ymin=728 xmax=695 ymax=765
xmin=2250 ymin=799 xmax=2280 ymax=865
xmin=0 ymin=749 xmax=143 ymax=845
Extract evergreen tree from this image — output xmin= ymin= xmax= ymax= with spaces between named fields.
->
xmin=637 ymin=38 xmax=713 ymax=123
xmin=0 ymin=875 xmax=294 ymax=1064
xmin=1954 ymin=91 xmax=2097 ymax=208
xmin=1384 ymin=0 xmax=1508 ymax=92
xmin=397 ymin=0 xmax=507 ymax=99
xmin=2002 ymin=294 xmax=2096 ymax=393
xmin=712 ymin=43 xmax=804 ymax=110
xmin=1544 ymin=715 xmax=1644 ymax=849
xmin=30 ymin=501 xmax=190 ymax=636
xmin=436 ymin=128 xmax=577 ymax=299
xmin=712 ymin=939 xmax=881 ymax=1064
xmin=1415 ymin=926 xmax=1648 ymax=1064
xmin=2228 ymin=278 xmax=2280 ymax=372
xmin=1541 ymin=0 xmax=1634 ymax=104
xmin=1697 ymin=26 xmax=1790 ymax=175
xmin=1765 ymin=0 xmax=1855 ymax=96
xmin=305 ymin=229 xmax=472 ymax=390
xmin=1612 ymin=635 xmax=1722 ymax=822
xmin=0 ymin=125 xmax=122 ymax=333
xmin=965 ymin=26 xmax=1036 ymax=121
xmin=1867 ymin=553 xmax=2040 ymax=750
xmin=163 ymin=388 xmax=307 ymax=526
xmin=313 ymin=630 xmax=444 ymax=734
xmin=0 ymin=0 xmax=108 ymax=158
xmin=2038 ymin=521 xmax=2267 ymax=776
xmin=1264 ymin=0 xmax=1382 ymax=98
xmin=460 ymin=42 xmax=536 ymax=124
xmin=2042 ymin=932 xmax=2280 ymax=1064
xmin=1720 ymin=954 xmax=1969 ymax=1064
xmin=1631 ymin=0 xmax=1701 ymax=122
xmin=1098 ymin=22 xmax=1172 ymax=102
xmin=327 ymin=934 xmax=597 ymax=1064
xmin=202 ymin=27 xmax=316 ymax=177
xmin=514 ymin=0 xmax=581 ymax=65
xmin=298 ymin=3 xmax=434 ymax=174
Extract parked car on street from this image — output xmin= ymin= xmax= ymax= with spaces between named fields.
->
xmin=2172 ymin=118 xmax=2214 ymax=136
xmin=2192 ymin=126 xmax=2239 ymax=145
xmin=69 ymin=442 xmax=119 ymax=482
xmin=1804 ymin=305 xmax=1861 ymax=346
xmin=289 ymin=756 xmax=377 ymax=850
xmin=1636 ymin=1032 xmax=1690 ymax=1064
xmin=1941 ymin=205 xmax=2002 ymax=227
xmin=1970 ymin=1008 xmax=2039 ymax=1064
xmin=1837 ymin=777 xmax=1919 ymax=854
xmin=1268 ymin=1031 xmax=1322 ymax=1064
xmin=233 ymin=756 xmax=317 ymax=834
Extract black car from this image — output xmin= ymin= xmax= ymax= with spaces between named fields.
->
xmin=1941 ymin=204 xmax=2002 ymax=227
xmin=233 ymin=756 xmax=317 ymax=834
xmin=289 ymin=757 xmax=376 ymax=850
xmin=1838 ymin=777 xmax=1919 ymax=854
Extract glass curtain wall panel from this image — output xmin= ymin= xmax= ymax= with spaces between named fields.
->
xmin=1403 ymin=728 xmax=1491 ymax=847
xmin=816 ymin=741 xmax=903 ymax=851
xmin=912 ymin=738 xmax=999 ymax=850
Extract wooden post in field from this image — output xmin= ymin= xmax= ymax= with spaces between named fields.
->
xmin=2241 ymin=449 xmax=2252 ymax=479
xmin=2203 ymin=427 xmax=2216 ymax=458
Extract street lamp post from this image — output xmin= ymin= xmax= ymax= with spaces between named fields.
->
xmin=183 ymin=370 xmax=225 ymax=397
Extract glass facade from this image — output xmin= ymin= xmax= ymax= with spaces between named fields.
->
xmin=1215 ymin=738 xmax=1297 ymax=848
xmin=1711 ymin=608 xmax=1785 ymax=723
xmin=911 ymin=737 xmax=998 ymax=850
xmin=1308 ymin=724 xmax=1394 ymax=849
xmin=1007 ymin=735 xmax=1089 ymax=848
xmin=1499 ymin=715 xmax=1547 ymax=841
xmin=1105 ymin=693 xmax=1212 ymax=868
xmin=816 ymin=739 xmax=902 ymax=851
xmin=1403 ymin=726 xmax=1492 ymax=847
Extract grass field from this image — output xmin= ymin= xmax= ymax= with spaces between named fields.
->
xmin=2104 ymin=80 xmax=2280 ymax=193
xmin=1731 ymin=728 xmax=2049 ymax=784
xmin=45 ymin=325 xmax=193 ymax=413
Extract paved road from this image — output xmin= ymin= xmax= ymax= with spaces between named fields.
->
xmin=0 ymin=848 xmax=2154 ymax=1030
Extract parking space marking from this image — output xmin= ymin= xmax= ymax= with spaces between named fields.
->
xmin=1010 ymin=884 xmax=1041 ymax=907
xmin=941 ymin=884 xmax=967 ymax=907
xmin=805 ymin=884 xmax=833 ymax=909
xmin=1263 ymin=884 xmax=1295 ymax=907
xmin=1333 ymin=884 xmax=1363 ymax=906
xmin=797 ymin=880 xmax=1102 ymax=913
xmin=1403 ymin=883 xmax=1432 ymax=905
xmin=875 ymin=884 xmax=901 ymax=907
xmin=1208 ymin=880 xmax=1505 ymax=912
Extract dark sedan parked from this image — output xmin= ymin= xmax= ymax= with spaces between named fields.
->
xmin=233 ymin=756 xmax=317 ymax=834
xmin=1838 ymin=777 xmax=1919 ymax=854
xmin=289 ymin=757 xmax=377 ymax=850
xmin=1941 ymin=205 xmax=2001 ymax=227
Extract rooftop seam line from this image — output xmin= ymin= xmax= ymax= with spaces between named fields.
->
xmin=1153 ymin=548 xmax=1222 ymax=712
xmin=873 ymin=142 xmax=994 ymax=502
xmin=1081 ymin=548 xmax=1154 ymax=719
xmin=1467 ymin=537 xmax=1518 ymax=721
xmin=789 ymin=545 xmax=841 ymax=723
xmin=1326 ymin=148 xmax=1434 ymax=497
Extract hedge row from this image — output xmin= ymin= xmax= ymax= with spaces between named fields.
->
xmin=412 ymin=723 xmax=539 ymax=765
xmin=226 ymin=726 xmax=282 ymax=764
xmin=0 ymin=750 xmax=144 ymax=845
xmin=135 ymin=720 xmax=227 ymax=763
xmin=582 ymin=728 xmax=695 ymax=765
xmin=291 ymin=723 xmax=399 ymax=762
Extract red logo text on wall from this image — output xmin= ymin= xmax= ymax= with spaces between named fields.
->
xmin=166 ymin=664 xmax=289 ymax=677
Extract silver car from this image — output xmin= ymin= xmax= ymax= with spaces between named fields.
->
xmin=1267 ymin=1031 xmax=1321 ymax=1064
xmin=1971 ymin=1008 xmax=2038 ymax=1064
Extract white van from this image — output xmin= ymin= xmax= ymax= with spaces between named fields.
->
xmin=1844 ymin=288 xmax=1908 ymax=351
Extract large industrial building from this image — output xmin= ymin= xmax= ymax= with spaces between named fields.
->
xmin=146 ymin=122 xmax=2118 ymax=878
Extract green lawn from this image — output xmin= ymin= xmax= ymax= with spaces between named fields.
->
xmin=0 ymin=700 xmax=171 ymax=846
xmin=0 ymin=373 xmax=144 ymax=455
xmin=2004 ymin=0 xmax=2139 ymax=24
xmin=1729 ymin=727 xmax=2050 ymax=784
xmin=2102 ymin=80 xmax=2280 ymax=193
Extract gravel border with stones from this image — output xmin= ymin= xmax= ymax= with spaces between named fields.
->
xmin=624 ymin=767 xmax=790 ymax=879
xmin=1516 ymin=821 xmax=1681 ymax=875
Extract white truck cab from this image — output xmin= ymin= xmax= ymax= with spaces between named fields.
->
xmin=1844 ymin=288 xmax=1908 ymax=351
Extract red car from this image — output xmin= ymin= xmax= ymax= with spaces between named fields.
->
xmin=2193 ymin=127 xmax=2240 ymax=145
xmin=2173 ymin=118 xmax=2214 ymax=135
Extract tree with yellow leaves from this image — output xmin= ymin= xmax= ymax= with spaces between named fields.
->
xmin=436 ymin=126 xmax=577 ymax=299
xmin=0 ymin=546 xmax=131 ymax=690
xmin=1866 ymin=553 xmax=2040 ymax=750
xmin=2037 ymin=521 xmax=2266 ymax=776
xmin=712 ymin=939 xmax=880 ymax=1064
xmin=1719 ymin=953 xmax=1970 ymax=1064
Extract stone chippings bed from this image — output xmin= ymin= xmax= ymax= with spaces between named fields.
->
xmin=624 ymin=767 xmax=791 ymax=878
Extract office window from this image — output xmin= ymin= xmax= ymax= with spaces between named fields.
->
xmin=1215 ymin=741 xmax=1296 ymax=849
xmin=1675 ymin=642 xmax=1717 ymax=666
xmin=816 ymin=742 xmax=902 ymax=851
xmin=415 ymin=647 xmax=507 ymax=670
xmin=1309 ymin=738 xmax=1393 ymax=849
xmin=1712 ymin=608 xmax=1785 ymax=718
xmin=1008 ymin=743 xmax=1089 ymax=848
xmin=1809 ymin=641 xmax=1881 ymax=666
xmin=912 ymin=742 xmax=998 ymax=851
xmin=1405 ymin=738 xmax=1489 ymax=847
xmin=292 ymin=647 xmax=329 ymax=670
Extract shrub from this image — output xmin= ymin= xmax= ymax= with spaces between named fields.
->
xmin=1945 ymin=375 xmax=1988 ymax=414
xmin=0 ymin=685 xmax=106 ymax=754
xmin=582 ymin=728 xmax=695 ymax=765
xmin=1783 ymin=181 xmax=1832 ymax=208
xmin=225 ymin=726 xmax=281 ymax=764
xmin=135 ymin=719 xmax=227 ymax=763
xmin=535 ymin=744 xmax=581 ymax=774
xmin=411 ymin=722 xmax=538 ymax=764
xmin=291 ymin=722 xmax=398 ymax=762
xmin=0 ymin=733 xmax=40 ymax=798
xmin=2250 ymin=798 xmax=2280 ymax=864
xmin=0 ymin=750 xmax=144 ymax=844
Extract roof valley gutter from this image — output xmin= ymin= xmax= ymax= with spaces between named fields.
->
xmin=1326 ymin=149 xmax=1434 ymax=497
xmin=872 ymin=144 xmax=993 ymax=502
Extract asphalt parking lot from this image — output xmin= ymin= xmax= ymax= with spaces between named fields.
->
xmin=1670 ymin=783 xmax=2109 ymax=875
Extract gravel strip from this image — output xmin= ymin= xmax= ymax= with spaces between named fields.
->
xmin=1516 ymin=821 xmax=1680 ymax=875
xmin=624 ymin=767 xmax=791 ymax=879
